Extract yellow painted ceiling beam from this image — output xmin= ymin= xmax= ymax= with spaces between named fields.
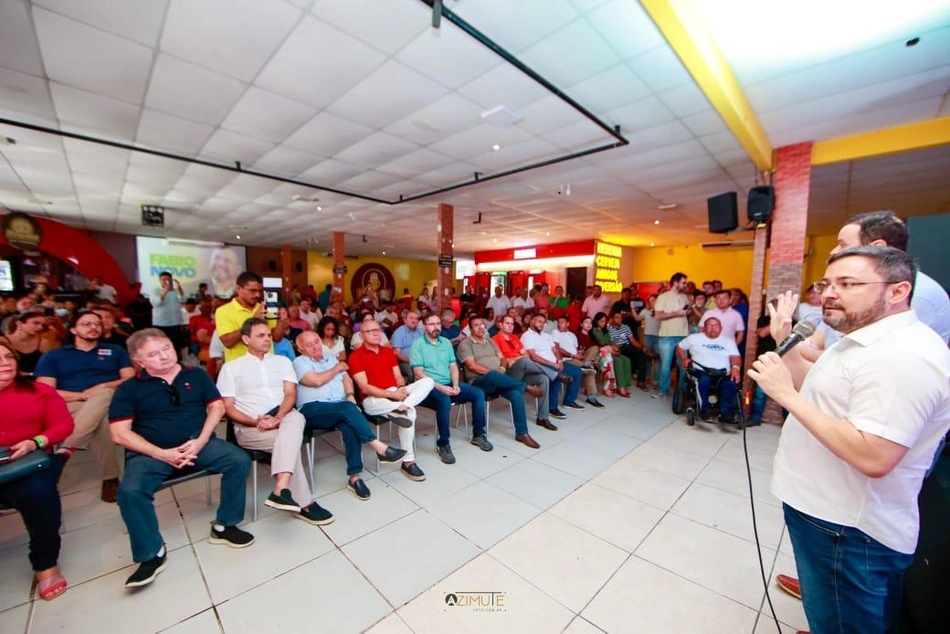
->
xmin=812 ymin=117 xmax=950 ymax=166
xmin=641 ymin=0 xmax=773 ymax=171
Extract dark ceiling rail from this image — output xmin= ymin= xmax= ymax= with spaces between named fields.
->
xmin=1 ymin=4 xmax=630 ymax=207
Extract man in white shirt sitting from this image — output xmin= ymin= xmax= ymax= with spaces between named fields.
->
xmin=216 ymin=318 xmax=333 ymax=526
xmin=298 ymin=299 xmax=322 ymax=329
xmin=675 ymin=317 xmax=740 ymax=423
xmin=521 ymin=314 xmax=585 ymax=420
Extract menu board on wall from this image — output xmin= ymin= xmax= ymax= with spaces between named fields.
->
xmin=136 ymin=237 xmax=247 ymax=299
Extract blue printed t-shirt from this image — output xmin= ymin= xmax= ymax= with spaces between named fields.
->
xmin=109 ymin=365 xmax=221 ymax=450
xmin=409 ymin=335 xmax=456 ymax=386
xmin=35 ymin=343 xmax=132 ymax=392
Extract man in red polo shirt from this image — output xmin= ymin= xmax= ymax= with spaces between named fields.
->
xmin=348 ymin=319 xmax=434 ymax=481
xmin=492 ymin=314 xmax=555 ymax=428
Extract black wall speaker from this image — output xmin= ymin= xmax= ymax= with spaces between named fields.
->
xmin=294 ymin=262 xmax=303 ymax=273
xmin=748 ymin=185 xmax=774 ymax=222
xmin=267 ymin=260 xmax=277 ymax=271
xmin=707 ymin=192 xmax=738 ymax=234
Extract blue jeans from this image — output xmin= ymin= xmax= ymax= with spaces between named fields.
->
xmin=783 ymin=504 xmax=913 ymax=634
xmin=119 ymin=437 xmax=250 ymax=563
xmin=696 ymin=372 xmax=738 ymax=417
xmin=299 ymin=400 xmax=378 ymax=476
xmin=0 ymin=454 xmax=65 ymax=570
xmin=550 ymin=362 xmax=583 ymax=409
xmin=657 ymin=336 xmax=684 ymax=395
xmin=420 ymin=383 xmax=486 ymax=446
xmin=471 ymin=370 xmax=528 ymax=436
xmin=750 ymin=384 xmax=767 ymax=422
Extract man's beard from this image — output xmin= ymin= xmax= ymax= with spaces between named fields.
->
xmin=822 ymin=295 xmax=887 ymax=333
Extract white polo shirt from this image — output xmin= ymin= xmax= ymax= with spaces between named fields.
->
xmin=216 ymin=352 xmax=297 ymax=418
xmin=771 ymin=310 xmax=950 ymax=554
xmin=551 ymin=329 xmax=579 ymax=356
xmin=520 ymin=329 xmax=558 ymax=364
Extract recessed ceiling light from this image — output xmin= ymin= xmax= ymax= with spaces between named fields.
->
xmin=491 ymin=144 xmax=501 ymax=151
xmin=654 ymin=219 xmax=660 ymax=225
xmin=658 ymin=203 xmax=678 ymax=210
xmin=545 ymin=232 xmax=551 ymax=236
xmin=492 ymin=238 xmax=497 ymax=244
xmin=235 ymin=234 xmax=241 ymax=240
xmin=381 ymin=251 xmax=386 ymax=255
xmin=650 ymin=242 xmax=655 ymax=247
xmin=316 ymin=206 xmax=322 ymax=211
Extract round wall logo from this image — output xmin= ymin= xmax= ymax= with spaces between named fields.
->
xmin=350 ymin=262 xmax=395 ymax=302
xmin=444 ymin=593 xmax=458 ymax=606
xmin=2 ymin=212 xmax=42 ymax=249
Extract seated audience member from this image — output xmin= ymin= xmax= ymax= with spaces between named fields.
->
xmin=459 ymin=286 xmax=476 ymax=316
xmin=581 ymin=285 xmax=611 ymax=319
xmin=521 ymin=313 xmax=585 ymax=416
xmin=316 ymin=315 xmax=346 ymax=362
xmin=35 ymin=310 xmax=134 ymax=502
xmin=216 ymin=319 xmax=332 ymax=526
xmin=492 ymin=315 xmax=553 ymax=426
xmin=699 ymin=290 xmax=746 ymax=348
xmin=412 ymin=313 xmax=493 ymax=464
xmin=457 ymin=316 xmax=541 ymax=448
xmin=286 ymin=305 xmax=312 ymax=340
xmin=348 ymin=319 xmax=433 ymax=481
xmin=607 ymin=312 xmax=653 ymax=391
xmin=0 ymin=337 xmax=74 ymax=601
xmin=390 ymin=310 xmax=423 ymax=377
xmin=207 ymin=330 xmax=224 ymax=381
xmin=110 ymin=329 xmax=254 ymax=589
xmin=591 ymin=312 xmax=631 ymax=397
xmin=551 ymin=315 xmax=603 ymax=407
xmin=351 ymin=313 xmax=391 ymax=350
xmin=189 ymin=297 xmax=215 ymax=359
xmin=440 ymin=308 xmax=465 ymax=347
xmin=93 ymin=304 xmax=128 ymax=350
xmin=294 ymin=331 xmax=406 ymax=500
xmin=298 ymin=298 xmax=322 ymax=329
xmin=675 ymin=317 xmax=741 ymax=423
xmin=8 ymin=310 xmax=52 ymax=375
xmin=374 ymin=301 xmax=398 ymax=334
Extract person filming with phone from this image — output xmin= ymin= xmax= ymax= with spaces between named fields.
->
xmin=748 ymin=246 xmax=950 ymax=634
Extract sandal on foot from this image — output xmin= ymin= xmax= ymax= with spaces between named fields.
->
xmin=38 ymin=574 xmax=67 ymax=601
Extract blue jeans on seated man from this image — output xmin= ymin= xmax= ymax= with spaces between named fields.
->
xmin=783 ymin=504 xmax=913 ymax=634
xmin=470 ymin=370 xmax=528 ymax=436
xmin=419 ymin=382 xmax=486 ymax=446
xmin=696 ymin=372 xmax=737 ymax=418
xmin=299 ymin=400 xmax=378 ymax=476
xmin=119 ymin=437 xmax=250 ymax=563
xmin=549 ymin=362 xmax=583 ymax=409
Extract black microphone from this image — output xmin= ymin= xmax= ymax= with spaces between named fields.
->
xmin=774 ymin=320 xmax=817 ymax=357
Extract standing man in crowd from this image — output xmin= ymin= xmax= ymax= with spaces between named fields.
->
xmin=699 ymin=289 xmax=746 ymax=349
xmin=35 ymin=311 xmax=134 ymax=502
xmin=750 ymin=247 xmax=950 ymax=634
xmin=413 ymin=313 xmax=493 ymax=465
xmin=110 ymin=329 xmax=254 ymax=589
xmin=215 ymin=272 xmax=287 ymax=364
xmin=150 ymin=272 xmax=184 ymax=355
xmin=581 ymin=284 xmax=612 ymax=319
xmin=653 ymin=272 xmax=690 ymax=399
xmin=486 ymin=285 xmax=512 ymax=320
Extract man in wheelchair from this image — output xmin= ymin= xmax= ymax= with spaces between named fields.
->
xmin=675 ymin=317 xmax=741 ymax=424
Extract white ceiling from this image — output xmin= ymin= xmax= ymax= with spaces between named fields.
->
xmin=0 ymin=0 xmax=947 ymax=260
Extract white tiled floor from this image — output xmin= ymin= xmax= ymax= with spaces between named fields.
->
xmin=0 ymin=391 xmax=806 ymax=633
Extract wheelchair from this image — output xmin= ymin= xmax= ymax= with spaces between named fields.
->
xmin=671 ymin=360 xmax=743 ymax=428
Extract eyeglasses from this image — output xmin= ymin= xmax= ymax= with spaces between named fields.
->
xmin=362 ymin=328 xmax=381 ymax=334
xmin=164 ymin=383 xmax=181 ymax=406
xmin=813 ymin=280 xmax=901 ymax=294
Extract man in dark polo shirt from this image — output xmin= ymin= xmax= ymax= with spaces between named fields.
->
xmin=348 ymin=319 xmax=434 ymax=482
xmin=35 ymin=310 xmax=135 ymax=502
xmin=109 ymin=328 xmax=253 ymax=589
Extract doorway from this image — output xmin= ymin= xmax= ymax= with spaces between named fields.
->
xmin=566 ymin=267 xmax=587 ymax=299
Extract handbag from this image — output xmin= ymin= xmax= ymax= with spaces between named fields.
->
xmin=0 ymin=447 xmax=51 ymax=485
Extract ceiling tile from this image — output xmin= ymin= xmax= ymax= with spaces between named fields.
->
xmin=33 ymin=0 xmax=168 ymax=47
xmin=252 ymin=145 xmax=323 ymax=177
xmin=429 ymin=124 xmax=533 ymax=161
xmin=199 ymin=129 xmax=276 ymax=165
xmin=50 ymin=82 xmax=140 ymax=141
xmin=145 ymin=53 xmax=248 ymax=126
xmin=135 ymin=108 xmax=215 ymax=155
xmin=586 ymin=0 xmax=665 ymax=59
xmin=283 ymin=112 xmax=374 ymax=156
xmin=625 ymin=120 xmax=695 ymax=154
xmin=396 ymin=22 xmax=502 ymax=89
xmin=469 ymin=138 xmax=562 ymax=171
xmin=456 ymin=62 xmax=552 ymax=111
xmin=680 ymin=109 xmax=728 ymax=137
xmin=414 ymin=161 xmax=480 ymax=186
xmin=33 ymin=7 xmax=154 ymax=104
xmin=519 ymin=18 xmax=620 ymax=87
xmin=384 ymin=93 xmax=487 ymax=146
xmin=451 ymin=0 xmax=579 ymax=53
xmin=326 ymin=60 xmax=449 ymax=128
xmin=606 ymin=96 xmax=676 ymax=135
xmin=161 ymin=0 xmax=301 ymax=82
xmin=377 ymin=148 xmax=456 ymax=179
xmin=628 ymin=46 xmax=692 ymax=93
xmin=0 ymin=0 xmax=45 ymax=76
xmin=256 ymin=16 xmax=386 ymax=109
xmin=220 ymin=87 xmax=317 ymax=143
xmin=0 ymin=68 xmax=56 ymax=120
xmin=297 ymin=159 xmax=365 ymax=185
xmin=657 ymin=82 xmax=711 ymax=117
xmin=337 ymin=170 xmax=403 ymax=192
xmin=312 ymin=0 xmax=430 ymax=55
xmin=568 ymin=63 xmax=651 ymax=114
xmin=334 ymin=131 xmax=419 ymax=169
xmin=543 ymin=119 xmax=611 ymax=151
xmin=517 ymin=95 xmax=587 ymax=135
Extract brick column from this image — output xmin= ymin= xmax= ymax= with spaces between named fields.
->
xmin=332 ymin=231 xmax=345 ymax=305
xmin=437 ymin=203 xmax=454 ymax=314
xmin=280 ymin=245 xmax=292 ymax=298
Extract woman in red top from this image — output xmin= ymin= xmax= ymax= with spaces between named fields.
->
xmin=0 ymin=337 xmax=74 ymax=601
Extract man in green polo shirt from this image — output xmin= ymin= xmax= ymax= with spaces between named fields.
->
xmin=411 ymin=313 xmax=492 ymax=465
xmin=215 ymin=271 xmax=287 ymax=363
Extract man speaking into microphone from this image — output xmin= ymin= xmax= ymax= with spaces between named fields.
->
xmin=749 ymin=246 xmax=950 ymax=634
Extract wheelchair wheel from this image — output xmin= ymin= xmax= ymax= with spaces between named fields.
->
xmin=686 ymin=408 xmax=695 ymax=426
xmin=671 ymin=384 xmax=684 ymax=415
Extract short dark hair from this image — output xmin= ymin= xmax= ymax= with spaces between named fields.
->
xmin=158 ymin=271 xmax=172 ymax=278
xmin=236 ymin=271 xmax=263 ymax=287
xmin=240 ymin=317 xmax=269 ymax=337
xmin=670 ymin=272 xmax=687 ymax=285
xmin=827 ymin=245 xmax=916 ymax=300
xmin=715 ymin=289 xmax=731 ymax=298
xmin=316 ymin=316 xmax=338 ymax=338
xmin=846 ymin=210 xmax=909 ymax=251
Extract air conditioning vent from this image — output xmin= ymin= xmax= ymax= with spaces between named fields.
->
xmin=701 ymin=240 xmax=755 ymax=249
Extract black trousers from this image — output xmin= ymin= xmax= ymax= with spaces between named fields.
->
xmin=0 ymin=454 xmax=65 ymax=570
xmin=618 ymin=344 xmax=650 ymax=382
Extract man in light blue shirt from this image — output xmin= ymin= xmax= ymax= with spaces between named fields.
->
xmin=390 ymin=310 xmax=423 ymax=377
xmin=293 ymin=331 xmax=405 ymax=501
xmin=150 ymin=271 xmax=185 ymax=354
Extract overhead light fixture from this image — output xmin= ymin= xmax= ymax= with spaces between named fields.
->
xmin=545 ymin=232 xmax=551 ymax=236
xmin=654 ymin=219 xmax=660 ymax=225
xmin=650 ymin=242 xmax=655 ymax=247
xmin=382 ymin=251 xmax=386 ymax=255
xmin=658 ymin=203 xmax=678 ymax=210
xmin=235 ymin=234 xmax=241 ymax=240
xmin=316 ymin=206 xmax=323 ymax=211
xmin=491 ymin=144 xmax=501 ymax=151
xmin=492 ymin=238 xmax=497 ymax=244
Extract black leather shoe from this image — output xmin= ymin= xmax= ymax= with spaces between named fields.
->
xmin=536 ymin=419 xmax=558 ymax=431
xmin=348 ymin=478 xmax=371 ymax=500
xmin=377 ymin=446 xmax=408 ymax=464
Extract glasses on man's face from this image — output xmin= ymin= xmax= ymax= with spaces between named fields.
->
xmin=813 ymin=280 xmax=899 ymax=294
xmin=165 ymin=383 xmax=181 ymax=406
xmin=362 ymin=328 xmax=381 ymax=334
